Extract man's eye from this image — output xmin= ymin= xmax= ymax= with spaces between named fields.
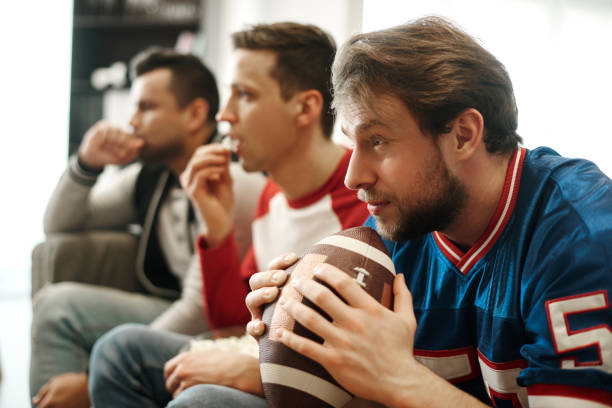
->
xmin=237 ymin=89 xmax=250 ymax=98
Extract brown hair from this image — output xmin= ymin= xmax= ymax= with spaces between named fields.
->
xmin=232 ymin=22 xmax=336 ymax=138
xmin=130 ymin=47 xmax=219 ymax=124
xmin=332 ymin=16 xmax=521 ymax=153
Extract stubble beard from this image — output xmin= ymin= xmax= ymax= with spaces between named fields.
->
xmin=362 ymin=161 xmax=466 ymax=242
xmin=139 ymin=138 xmax=185 ymax=165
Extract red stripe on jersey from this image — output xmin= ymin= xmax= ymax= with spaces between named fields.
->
xmin=528 ymin=383 xmax=612 ymax=405
xmin=433 ymin=231 xmax=462 ymax=264
xmin=434 ymin=147 xmax=525 ymax=275
xmin=254 ymin=181 xmax=281 ymax=219
xmin=488 ymin=387 xmax=523 ymax=407
xmin=477 ymin=349 xmax=528 ymax=370
xmin=286 ymin=149 xmax=353 ymax=209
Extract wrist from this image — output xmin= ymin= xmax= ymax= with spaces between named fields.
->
xmin=382 ymin=361 xmax=486 ymax=408
xmin=68 ymin=155 xmax=102 ymax=186
xmin=203 ymin=221 xmax=234 ymax=248
xmin=76 ymin=151 xmax=104 ymax=172
xmin=232 ymin=355 xmax=264 ymax=395
xmin=380 ymin=361 xmax=443 ymax=408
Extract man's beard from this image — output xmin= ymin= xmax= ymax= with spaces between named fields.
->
xmin=139 ymin=141 xmax=184 ymax=164
xmin=359 ymin=160 xmax=466 ymax=242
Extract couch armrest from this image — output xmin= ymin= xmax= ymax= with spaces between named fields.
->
xmin=31 ymin=231 xmax=143 ymax=298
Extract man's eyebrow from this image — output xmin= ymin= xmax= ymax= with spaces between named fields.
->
xmin=341 ymin=119 xmax=387 ymax=136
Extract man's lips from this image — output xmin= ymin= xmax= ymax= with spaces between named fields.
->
xmin=366 ymin=201 xmax=390 ymax=215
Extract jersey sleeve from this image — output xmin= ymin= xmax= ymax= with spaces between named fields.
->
xmin=197 ymin=232 xmax=257 ymax=329
xmin=517 ymin=216 xmax=612 ymax=406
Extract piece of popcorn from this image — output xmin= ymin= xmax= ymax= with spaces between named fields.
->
xmin=221 ymin=136 xmax=238 ymax=152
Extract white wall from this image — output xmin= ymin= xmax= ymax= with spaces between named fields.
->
xmin=362 ymin=0 xmax=612 ymax=177
xmin=0 ymin=2 xmax=72 ymax=294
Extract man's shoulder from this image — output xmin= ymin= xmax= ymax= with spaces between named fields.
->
xmin=521 ymin=147 xmax=612 ymax=237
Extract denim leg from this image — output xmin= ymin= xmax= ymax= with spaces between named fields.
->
xmin=168 ymin=384 xmax=269 ymax=408
xmin=89 ymin=323 xmax=190 ymax=408
xmin=30 ymin=282 xmax=171 ymax=399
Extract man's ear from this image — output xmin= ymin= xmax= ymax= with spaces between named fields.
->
xmin=295 ymin=90 xmax=323 ymax=129
xmin=444 ymin=108 xmax=484 ymax=160
xmin=184 ymin=98 xmax=210 ymax=133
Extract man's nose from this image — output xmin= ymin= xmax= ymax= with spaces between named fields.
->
xmin=216 ymin=101 xmax=236 ymax=124
xmin=129 ymin=112 xmax=140 ymax=130
xmin=344 ymin=149 xmax=376 ymax=191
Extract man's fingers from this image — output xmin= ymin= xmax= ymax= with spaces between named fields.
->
xmin=248 ymin=269 xmax=289 ymax=291
xmin=277 ymin=327 xmax=332 ymax=366
xmin=278 ymin=295 xmax=337 ymax=341
xmin=36 ymin=389 xmax=54 ymax=408
xmin=32 ymin=384 xmax=48 ymax=406
xmin=182 ymin=154 xmax=229 ymax=190
xmin=312 ymin=263 xmax=378 ymax=310
xmin=165 ymin=368 xmax=180 ymax=395
xmin=172 ymin=382 xmax=186 ymax=399
xmin=247 ymin=319 xmax=265 ymax=337
xmin=163 ymin=354 xmax=179 ymax=380
xmin=245 ymin=287 xmax=279 ymax=319
xmin=266 ymin=252 xmax=299 ymax=270
xmin=392 ymin=274 xmax=414 ymax=317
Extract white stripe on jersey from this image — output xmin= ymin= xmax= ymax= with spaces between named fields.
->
xmin=529 ymin=395 xmax=610 ymax=408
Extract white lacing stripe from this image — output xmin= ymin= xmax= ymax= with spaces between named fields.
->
xmin=260 ymin=363 xmax=352 ymax=407
xmin=317 ymin=235 xmax=395 ymax=275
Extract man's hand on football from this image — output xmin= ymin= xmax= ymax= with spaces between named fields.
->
xmin=275 ymin=263 xmax=420 ymax=406
xmin=245 ymin=252 xmax=298 ymax=337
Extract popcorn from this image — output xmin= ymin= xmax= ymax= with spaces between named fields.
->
xmin=188 ymin=333 xmax=259 ymax=358
xmin=221 ymin=136 xmax=238 ymax=153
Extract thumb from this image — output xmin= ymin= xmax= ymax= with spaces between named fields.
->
xmin=392 ymin=274 xmax=414 ymax=317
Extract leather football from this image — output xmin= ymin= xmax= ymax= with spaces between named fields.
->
xmin=259 ymin=226 xmax=396 ymax=408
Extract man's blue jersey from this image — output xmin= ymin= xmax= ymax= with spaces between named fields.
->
xmin=367 ymin=147 xmax=612 ymax=407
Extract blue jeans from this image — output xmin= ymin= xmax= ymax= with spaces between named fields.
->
xmin=29 ymin=282 xmax=171 ymax=400
xmin=89 ymin=324 xmax=269 ymax=408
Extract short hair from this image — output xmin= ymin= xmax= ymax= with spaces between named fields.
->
xmin=332 ymin=16 xmax=522 ymax=153
xmin=231 ymin=22 xmax=337 ymax=138
xmin=130 ymin=47 xmax=219 ymax=124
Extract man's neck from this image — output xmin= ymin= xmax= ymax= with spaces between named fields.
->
xmin=440 ymin=149 xmax=514 ymax=249
xmin=268 ymin=131 xmax=346 ymax=201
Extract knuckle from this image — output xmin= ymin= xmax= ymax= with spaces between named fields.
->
xmin=326 ymin=352 xmax=343 ymax=368
xmin=300 ymin=310 xmax=317 ymax=327
xmin=248 ymin=273 xmax=261 ymax=290
xmin=336 ymin=274 xmax=353 ymax=290
xmin=245 ymin=291 xmax=257 ymax=308
xmin=310 ymin=287 xmax=327 ymax=305
xmin=267 ymin=255 xmax=285 ymax=270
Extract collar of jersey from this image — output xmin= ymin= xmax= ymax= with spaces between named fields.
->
xmin=285 ymin=148 xmax=351 ymax=209
xmin=432 ymin=147 xmax=526 ymax=275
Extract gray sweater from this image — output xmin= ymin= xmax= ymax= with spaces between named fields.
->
xmin=44 ymin=156 xmax=265 ymax=334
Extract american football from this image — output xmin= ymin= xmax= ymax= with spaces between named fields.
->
xmin=259 ymin=226 xmax=396 ymax=408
